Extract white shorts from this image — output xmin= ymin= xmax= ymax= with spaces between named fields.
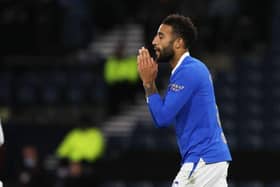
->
xmin=172 ymin=159 xmax=229 ymax=187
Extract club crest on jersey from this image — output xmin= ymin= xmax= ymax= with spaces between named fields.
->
xmin=169 ymin=83 xmax=185 ymax=92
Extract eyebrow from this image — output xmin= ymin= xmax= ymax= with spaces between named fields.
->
xmin=158 ymin=32 xmax=164 ymax=37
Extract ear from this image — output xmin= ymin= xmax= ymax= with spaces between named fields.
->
xmin=174 ymin=38 xmax=184 ymax=49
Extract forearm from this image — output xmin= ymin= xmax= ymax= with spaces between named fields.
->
xmin=143 ymin=81 xmax=158 ymax=98
xmin=147 ymin=94 xmax=173 ymax=127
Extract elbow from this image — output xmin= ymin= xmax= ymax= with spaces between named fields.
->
xmin=154 ymin=113 xmax=173 ymax=128
xmin=149 ymin=105 xmax=174 ymax=128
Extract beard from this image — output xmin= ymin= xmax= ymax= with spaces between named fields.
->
xmin=155 ymin=42 xmax=175 ymax=63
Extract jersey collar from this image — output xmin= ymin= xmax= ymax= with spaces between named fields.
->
xmin=171 ymin=51 xmax=190 ymax=75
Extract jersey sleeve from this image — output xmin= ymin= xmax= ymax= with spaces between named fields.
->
xmin=147 ymin=66 xmax=202 ymax=127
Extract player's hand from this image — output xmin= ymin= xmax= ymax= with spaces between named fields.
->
xmin=137 ymin=47 xmax=158 ymax=85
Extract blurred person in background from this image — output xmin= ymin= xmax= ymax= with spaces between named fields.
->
xmin=54 ymin=161 xmax=93 ymax=187
xmin=104 ymin=40 xmax=139 ymax=116
xmin=137 ymin=14 xmax=232 ymax=187
xmin=15 ymin=145 xmax=48 ymax=187
xmin=54 ymin=116 xmax=105 ymax=186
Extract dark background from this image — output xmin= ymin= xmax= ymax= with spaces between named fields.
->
xmin=1 ymin=0 xmax=280 ymax=186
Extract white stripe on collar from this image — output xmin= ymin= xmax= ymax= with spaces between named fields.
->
xmin=171 ymin=51 xmax=190 ymax=75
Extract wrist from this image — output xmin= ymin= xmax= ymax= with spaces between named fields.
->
xmin=143 ymin=82 xmax=154 ymax=88
xmin=143 ymin=82 xmax=153 ymax=88
xmin=143 ymin=81 xmax=158 ymax=98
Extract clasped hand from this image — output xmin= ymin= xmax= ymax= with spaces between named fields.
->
xmin=137 ymin=47 xmax=158 ymax=85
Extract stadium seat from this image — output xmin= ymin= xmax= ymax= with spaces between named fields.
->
xmin=98 ymin=180 xmax=126 ymax=187
xmin=238 ymin=180 xmax=264 ymax=187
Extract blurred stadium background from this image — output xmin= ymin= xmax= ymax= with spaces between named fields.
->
xmin=0 ymin=0 xmax=280 ymax=186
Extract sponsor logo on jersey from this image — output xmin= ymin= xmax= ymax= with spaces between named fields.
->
xmin=169 ymin=83 xmax=185 ymax=92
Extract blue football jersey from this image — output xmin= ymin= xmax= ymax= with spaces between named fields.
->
xmin=147 ymin=53 xmax=232 ymax=164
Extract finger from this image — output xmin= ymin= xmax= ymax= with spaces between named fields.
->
xmin=142 ymin=48 xmax=154 ymax=68
xmin=137 ymin=55 xmax=140 ymax=65
xmin=142 ymin=48 xmax=150 ymax=62
xmin=138 ymin=48 xmax=143 ymax=58
xmin=150 ymin=57 xmax=158 ymax=70
xmin=144 ymin=48 xmax=151 ymax=58
xmin=154 ymin=60 xmax=158 ymax=69
xmin=137 ymin=55 xmax=143 ymax=69
xmin=146 ymin=50 xmax=156 ymax=67
xmin=150 ymin=57 xmax=155 ymax=64
xmin=139 ymin=55 xmax=146 ymax=70
xmin=139 ymin=47 xmax=145 ymax=55
xmin=138 ymin=48 xmax=145 ymax=61
xmin=139 ymin=50 xmax=149 ymax=68
xmin=139 ymin=47 xmax=146 ymax=58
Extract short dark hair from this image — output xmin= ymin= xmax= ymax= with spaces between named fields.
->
xmin=162 ymin=14 xmax=197 ymax=49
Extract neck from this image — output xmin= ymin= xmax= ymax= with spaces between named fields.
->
xmin=170 ymin=49 xmax=188 ymax=69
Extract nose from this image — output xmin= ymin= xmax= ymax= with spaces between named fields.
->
xmin=152 ymin=35 xmax=157 ymax=46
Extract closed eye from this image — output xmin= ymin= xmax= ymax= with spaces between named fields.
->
xmin=158 ymin=32 xmax=164 ymax=40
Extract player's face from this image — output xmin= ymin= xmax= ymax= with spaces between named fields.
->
xmin=152 ymin=24 xmax=176 ymax=63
